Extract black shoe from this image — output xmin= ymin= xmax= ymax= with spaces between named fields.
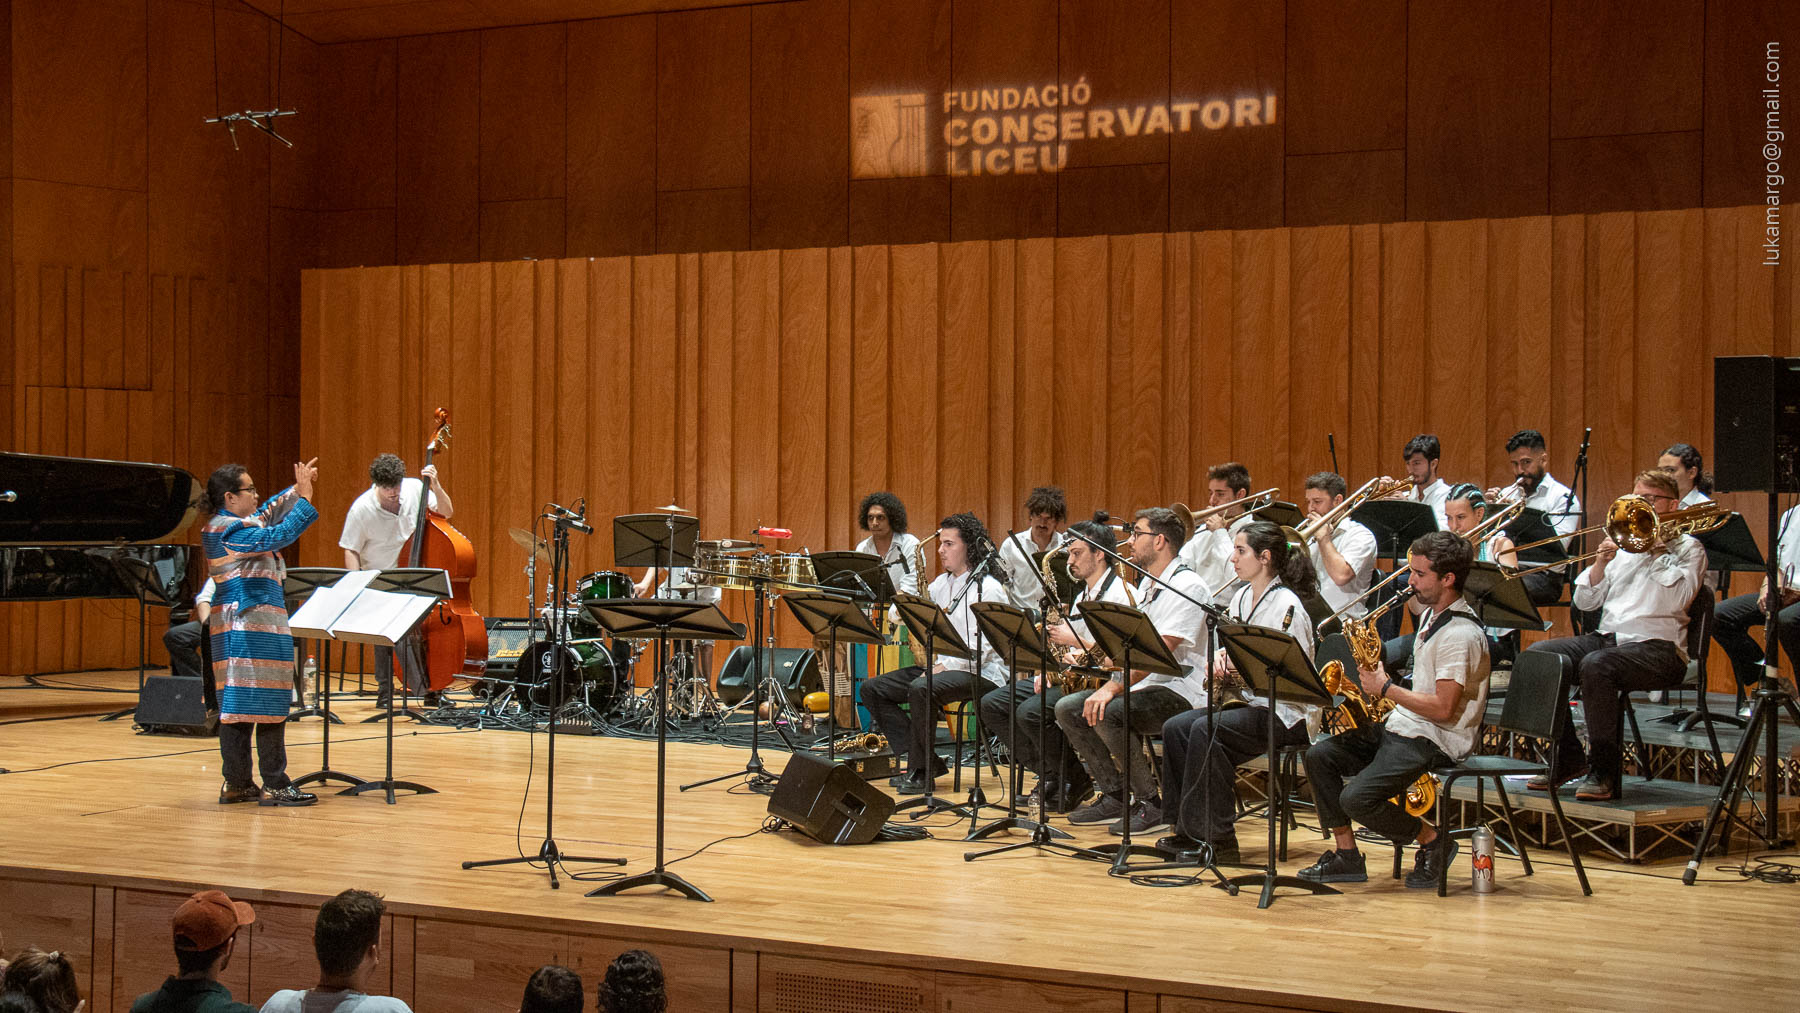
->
xmin=892 ymin=771 xmax=937 ymax=795
xmin=1108 ymin=799 xmax=1168 ymax=837
xmin=1057 ymin=776 xmax=1094 ymax=813
xmin=1208 ymin=836 xmax=1242 ymax=865
xmin=1405 ymin=835 xmax=1460 ymax=890
xmin=218 ymin=783 xmax=261 ymax=805
xmin=422 ymin=691 xmax=443 ymax=707
xmin=258 ymin=786 xmax=318 ymax=807
xmin=1297 ymin=848 xmax=1369 ymax=883
xmin=1155 ymin=833 xmax=1203 ymax=857
xmin=1067 ymin=793 xmax=1126 ymax=826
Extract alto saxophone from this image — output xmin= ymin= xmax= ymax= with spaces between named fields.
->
xmin=1040 ymin=551 xmax=1112 ymax=690
xmin=1317 ymin=588 xmax=1438 ymax=817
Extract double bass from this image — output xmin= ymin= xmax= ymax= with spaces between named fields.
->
xmin=408 ymin=408 xmax=487 ymax=690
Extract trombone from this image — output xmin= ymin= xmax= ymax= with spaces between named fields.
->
xmin=1464 ymin=497 xmax=1525 ymax=546
xmin=1182 ymin=488 xmax=1281 ymax=529
xmin=1288 ymin=476 xmax=1411 ymax=549
xmin=1507 ymin=495 xmax=1728 ymax=580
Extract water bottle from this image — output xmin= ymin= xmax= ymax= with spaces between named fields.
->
xmin=1471 ymin=824 xmax=1496 ymax=894
xmin=301 ymin=654 xmax=318 ymax=702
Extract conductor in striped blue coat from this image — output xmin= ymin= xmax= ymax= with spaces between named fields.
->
xmin=203 ymin=458 xmax=321 ymax=807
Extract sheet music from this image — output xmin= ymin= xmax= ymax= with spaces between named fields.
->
xmin=287 ymin=569 xmax=381 ymax=639
xmin=329 ymin=589 xmax=437 ymax=646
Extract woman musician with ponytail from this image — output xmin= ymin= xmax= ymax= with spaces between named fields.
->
xmin=978 ymin=512 xmax=1132 ymax=813
xmin=1156 ymin=521 xmax=1320 ymax=864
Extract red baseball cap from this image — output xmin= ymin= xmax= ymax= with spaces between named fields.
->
xmin=172 ymin=890 xmax=256 ymax=951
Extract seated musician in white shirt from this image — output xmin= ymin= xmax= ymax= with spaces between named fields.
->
xmin=1658 ymin=443 xmax=1714 ymax=508
xmin=853 ymin=491 xmax=921 ymax=597
xmin=1177 ymin=461 xmax=1259 ymax=597
xmin=1403 ymin=434 xmax=1451 ymax=527
xmin=862 ymin=513 xmax=1009 ymax=794
xmin=997 ymin=486 xmax=1070 ymax=609
xmin=1524 ymin=471 xmax=1706 ymax=801
xmin=1486 ymin=429 xmax=1582 ymax=607
xmin=1302 ymin=472 xmax=1379 ymax=625
xmin=978 ymin=512 xmax=1131 ymax=812
xmin=1055 ymin=508 xmax=1209 ymax=837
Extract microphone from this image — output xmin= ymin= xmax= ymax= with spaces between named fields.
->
xmin=544 ymin=502 xmax=593 ymax=534
xmin=895 ymin=550 xmax=910 ymax=573
xmin=0 ymin=490 xmax=15 ymax=503
xmin=755 ymin=526 xmax=793 ymax=539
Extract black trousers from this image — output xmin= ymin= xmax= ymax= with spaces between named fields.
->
xmin=863 ymin=666 xmax=987 ymax=773
xmin=1160 ymin=706 xmax=1309 ymax=842
xmin=1304 ymin=724 xmax=1448 ymax=843
xmin=977 ymin=680 xmax=1070 ymax=778
xmin=1713 ymin=592 xmax=1800 ymax=688
xmin=1526 ymin=633 xmax=1686 ymax=782
xmin=218 ymin=720 xmax=291 ymax=790
xmin=163 ymin=620 xmax=217 ymax=711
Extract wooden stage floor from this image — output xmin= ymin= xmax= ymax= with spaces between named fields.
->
xmin=2 ymin=672 xmax=1797 ymax=1013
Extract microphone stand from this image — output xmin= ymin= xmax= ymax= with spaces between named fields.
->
xmin=950 ymin=546 xmax=1006 ymax=831
xmin=1565 ymin=427 xmax=1592 ymax=632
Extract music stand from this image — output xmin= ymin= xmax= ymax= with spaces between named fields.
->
xmin=97 ymin=550 xmax=186 ymax=722
xmin=1216 ymin=623 xmax=1338 ymax=908
xmin=1505 ymin=507 xmax=1565 ymax=563
xmin=781 ymin=591 xmax=884 ymax=762
xmin=1694 ymin=512 xmax=1766 ymax=573
xmin=1465 ymin=562 xmax=1546 ymax=631
xmin=810 ymin=550 xmax=896 ymax=728
xmin=1352 ymin=501 xmax=1439 ymax=561
xmin=963 ymin=602 xmax=1087 ymax=858
xmin=1254 ymin=501 xmax=1306 ymax=530
xmin=357 ymin=566 xmax=453 ymax=724
xmin=464 ymin=518 xmax=626 ymax=888
xmin=1073 ymin=601 xmax=1189 ymax=872
xmin=887 ymin=591 xmax=974 ymax=819
xmin=284 ymin=568 xmax=367 ymax=789
xmin=335 ymin=568 xmax=448 ymax=803
xmin=584 ymin=597 xmax=746 ymax=902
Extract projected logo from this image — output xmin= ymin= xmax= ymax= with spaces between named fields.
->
xmin=852 ymin=79 xmax=1279 ymax=180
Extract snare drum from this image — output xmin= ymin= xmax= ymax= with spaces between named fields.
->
xmin=577 ymin=570 xmax=635 ymax=603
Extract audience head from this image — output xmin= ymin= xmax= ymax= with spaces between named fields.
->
xmin=596 ymin=950 xmax=664 ymax=1013
xmin=0 ymin=948 xmax=80 ymax=1013
xmin=0 ymin=993 xmax=44 ymax=1013
xmin=172 ymin=890 xmax=255 ymax=978
xmin=313 ymin=890 xmax=385 ymax=981
xmin=520 ymin=965 xmax=583 ymax=1013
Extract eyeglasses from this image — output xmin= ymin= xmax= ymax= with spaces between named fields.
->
xmin=1130 ymin=528 xmax=1154 ymax=538
xmin=232 ymin=484 xmax=257 ymax=495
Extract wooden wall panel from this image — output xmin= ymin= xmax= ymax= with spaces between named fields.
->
xmin=291 ymin=205 xmax=1792 ymax=692
xmin=1405 ymin=1 xmax=1550 ymax=222
xmin=1283 ymin=0 xmax=1405 ymax=156
xmin=397 ymin=32 xmax=480 ymax=266
xmin=1169 ymin=0 xmax=1284 ymax=232
xmin=947 ymin=0 xmax=1057 ymax=243
xmin=315 ymin=40 xmax=398 ymax=211
xmin=750 ymin=0 xmax=850 ymax=251
xmin=0 ymin=880 xmax=95 ymax=1002
xmin=1551 ymin=0 xmax=1703 ymax=138
xmin=1550 ymin=131 xmax=1704 ymax=215
xmin=848 ymin=0 xmax=951 ymax=244
xmin=656 ymin=8 xmax=752 ymax=193
xmin=566 ymin=15 xmax=657 ymax=258
xmin=11 ymin=0 xmax=146 ymax=191
xmin=480 ymin=24 xmax=567 ymax=205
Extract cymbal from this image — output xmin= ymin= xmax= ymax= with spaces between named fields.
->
xmin=655 ymin=503 xmax=691 ymax=513
xmin=508 ymin=526 xmax=549 ymax=561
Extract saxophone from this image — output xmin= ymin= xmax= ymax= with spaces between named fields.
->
xmin=1317 ymin=587 xmax=1438 ymax=817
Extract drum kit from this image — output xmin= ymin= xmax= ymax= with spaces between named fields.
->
xmin=482 ymin=509 xmax=833 ymax=733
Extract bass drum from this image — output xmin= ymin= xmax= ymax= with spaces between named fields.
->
xmin=522 ymin=639 xmax=622 ymax=713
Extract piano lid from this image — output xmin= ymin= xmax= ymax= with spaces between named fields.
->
xmin=0 ymin=452 xmax=199 ymax=545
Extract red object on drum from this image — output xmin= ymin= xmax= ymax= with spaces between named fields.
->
xmin=755 ymin=526 xmax=793 ymax=539
xmin=407 ymin=408 xmax=488 ymax=692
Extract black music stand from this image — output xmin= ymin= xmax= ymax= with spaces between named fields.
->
xmin=1255 ymin=501 xmax=1306 ymax=530
xmin=1505 ymin=507 xmax=1565 ymax=563
xmin=1695 ymin=512 xmax=1766 ymax=573
xmin=339 ymin=568 xmax=449 ymax=804
xmin=1465 ymin=562 xmax=1546 ymax=631
xmin=464 ymin=516 xmax=626 ymax=888
xmin=1073 ymin=601 xmax=1188 ymax=872
xmin=1352 ymin=500 xmax=1439 ymax=561
xmin=810 ymin=550 xmax=896 ymax=726
xmin=358 ymin=565 xmax=452 ymax=725
xmin=1216 ymin=623 xmax=1338 ymax=908
xmin=782 ymin=591 xmax=884 ymax=763
xmin=284 ymin=568 xmax=367 ymax=789
xmin=98 ymin=551 xmax=187 ymax=721
xmin=584 ymin=597 xmax=745 ymax=902
xmin=963 ymin=602 xmax=1086 ymax=857
xmin=887 ymin=591 xmax=974 ymax=819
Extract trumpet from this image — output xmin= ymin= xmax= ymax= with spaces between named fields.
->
xmin=1507 ymin=495 xmax=1729 ymax=580
xmin=1288 ymin=476 xmax=1411 ymax=549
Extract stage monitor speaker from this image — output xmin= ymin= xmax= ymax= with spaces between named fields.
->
xmin=767 ymin=751 xmax=895 ymax=845
xmin=483 ymin=617 xmax=535 ymax=678
xmin=134 ymin=676 xmax=213 ymax=735
xmin=716 ymin=646 xmax=820 ymax=706
xmin=1715 ymin=355 xmax=1800 ymax=493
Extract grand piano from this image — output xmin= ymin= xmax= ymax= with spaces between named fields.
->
xmin=1 ymin=452 xmax=204 ymax=692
